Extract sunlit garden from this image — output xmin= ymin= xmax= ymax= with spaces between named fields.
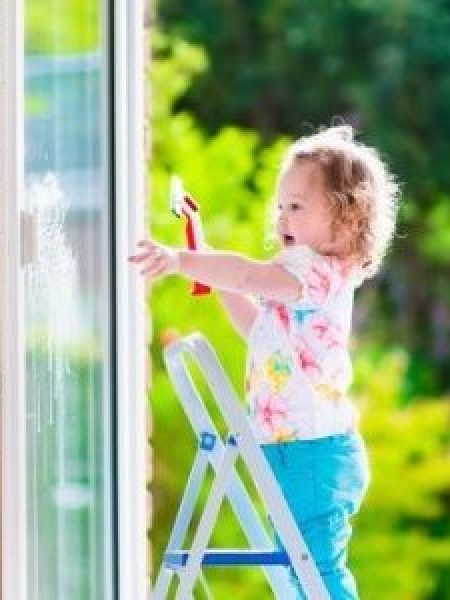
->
xmin=150 ymin=3 xmax=450 ymax=598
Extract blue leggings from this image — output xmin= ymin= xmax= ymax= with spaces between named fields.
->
xmin=261 ymin=432 xmax=371 ymax=599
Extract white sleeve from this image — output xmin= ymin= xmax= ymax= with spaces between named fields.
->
xmin=275 ymin=245 xmax=336 ymax=307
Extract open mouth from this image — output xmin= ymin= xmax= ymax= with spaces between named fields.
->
xmin=282 ymin=234 xmax=296 ymax=246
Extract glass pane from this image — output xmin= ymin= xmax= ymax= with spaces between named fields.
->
xmin=24 ymin=1 xmax=114 ymax=598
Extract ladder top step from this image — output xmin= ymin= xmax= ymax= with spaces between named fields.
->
xmin=164 ymin=549 xmax=290 ymax=568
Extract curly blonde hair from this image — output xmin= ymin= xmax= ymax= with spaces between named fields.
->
xmin=275 ymin=125 xmax=401 ymax=286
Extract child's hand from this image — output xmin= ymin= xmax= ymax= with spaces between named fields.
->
xmin=128 ymin=239 xmax=180 ymax=279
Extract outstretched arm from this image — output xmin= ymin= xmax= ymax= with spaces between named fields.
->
xmin=178 ymin=249 xmax=303 ymax=301
xmin=215 ymin=289 xmax=259 ymax=340
xmin=129 ymin=239 xmax=259 ymax=339
xmin=128 ymin=239 xmax=303 ymax=303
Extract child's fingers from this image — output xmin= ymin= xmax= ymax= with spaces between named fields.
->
xmin=128 ymin=245 xmax=161 ymax=262
xmin=141 ymin=266 xmax=164 ymax=278
xmin=128 ymin=250 xmax=153 ymax=262
xmin=130 ymin=240 xmax=154 ymax=258
xmin=139 ymin=253 xmax=167 ymax=276
xmin=137 ymin=240 xmax=161 ymax=253
xmin=140 ymin=259 xmax=167 ymax=277
xmin=129 ymin=241 xmax=175 ymax=277
xmin=128 ymin=252 xmax=149 ymax=263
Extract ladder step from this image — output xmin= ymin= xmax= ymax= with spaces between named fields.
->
xmin=164 ymin=549 xmax=290 ymax=568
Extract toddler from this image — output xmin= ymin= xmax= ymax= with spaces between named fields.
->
xmin=128 ymin=125 xmax=400 ymax=598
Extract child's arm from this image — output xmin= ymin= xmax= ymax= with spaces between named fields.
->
xmin=129 ymin=238 xmax=261 ymax=338
xmin=177 ymin=250 xmax=302 ymax=302
xmin=215 ymin=290 xmax=259 ymax=340
xmin=199 ymin=241 xmax=260 ymax=339
xmin=128 ymin=240 xmax=303 ymax=303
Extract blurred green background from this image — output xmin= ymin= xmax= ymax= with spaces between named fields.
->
xmin=149 ymin=2 xmax=450 ymax=598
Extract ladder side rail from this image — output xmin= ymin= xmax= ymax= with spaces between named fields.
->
xmin=162 ymin=342 xmax=293 ymax=597
xmin=198 ymin=572 xmax=213 ymax=600
xmin=179 ymin=333 xmax=330 ymax=600
xmin=175 ymin=439 xmax=240 ymax=599
xmin=153 ymin=449 xmax=211 ymax=599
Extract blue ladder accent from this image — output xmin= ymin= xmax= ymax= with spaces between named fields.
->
xmin=199 ymin=431 xmax=216 ymax=451
xmin=164 ymin=549 xmax=291 ymax=569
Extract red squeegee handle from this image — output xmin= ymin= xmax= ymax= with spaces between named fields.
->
xmin=182 ymin=196 xmax=211 ymax=296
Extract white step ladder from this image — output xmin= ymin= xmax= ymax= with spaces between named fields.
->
xmin=152 ymin=333 xmax=330 ymax=600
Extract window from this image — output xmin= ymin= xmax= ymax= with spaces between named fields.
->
xmin=24 ymin=2 xmax=115 ymax=598
xmin=1 ymin=1 xmax=147 ymax=597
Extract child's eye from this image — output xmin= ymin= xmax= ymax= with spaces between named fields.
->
xmin=277 ymin=201 xmax=303 ymax=212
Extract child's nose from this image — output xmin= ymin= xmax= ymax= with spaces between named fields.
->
xmin=278 ymin=211 xmax=288 ymax=225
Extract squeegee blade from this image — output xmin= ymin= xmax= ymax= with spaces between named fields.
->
xmin=170 ymin=174 xmax=184 ymax=217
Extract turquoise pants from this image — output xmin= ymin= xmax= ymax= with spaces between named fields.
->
xmin=261 ymin=432 xmax=371 ymax=599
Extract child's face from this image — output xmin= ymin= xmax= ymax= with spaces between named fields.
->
xmin=276 ymin=159 xmax=334 ymax=253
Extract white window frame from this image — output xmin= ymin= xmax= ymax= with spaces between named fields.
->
xmin=0 ymin=0 xmax=148 ymax=597
xmin=113 ymin=0 xmax=148 ymax=598
xmin=0 ymin=0 xmax=27 ymax=597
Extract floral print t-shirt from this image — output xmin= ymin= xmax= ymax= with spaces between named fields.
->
xmin=245 ymin=244 xmax=362 ymax=443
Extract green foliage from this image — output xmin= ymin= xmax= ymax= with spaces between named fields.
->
xmin=150 ymin=32 xmax=291 ymax=258
xmin=352 ymin=348 xmax=450 ymax=599
xmin=158 ymin=0 xmax=450 ymax=196
xmin=419 ymin=196 xmax=450 ymax=262
xmin=157 ymin=0 xmax=450 ymax=394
